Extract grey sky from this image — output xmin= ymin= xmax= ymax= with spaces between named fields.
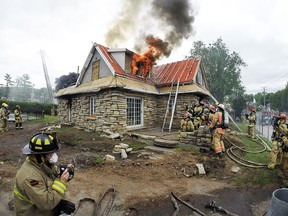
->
xmin=0 ymin=0 xmax=287 ymax=95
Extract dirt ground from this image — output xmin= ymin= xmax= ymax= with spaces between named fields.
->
xmin=0 ymin=121 xmax=281 ymax=216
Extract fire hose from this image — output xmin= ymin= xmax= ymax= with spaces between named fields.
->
xmin=225 ymin=134 xmax=269 ymax=168
xmin=170 ymin=192 xmax=206 ymax=216
xmin=73 ymin=188 xmax=116 ymax=216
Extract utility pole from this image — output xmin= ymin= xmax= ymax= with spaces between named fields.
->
xmin=263 ymin=87 xmax=266 ymax=109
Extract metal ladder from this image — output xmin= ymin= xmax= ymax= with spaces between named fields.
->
xmin=162 ymin=79 xmax=180 ymax=132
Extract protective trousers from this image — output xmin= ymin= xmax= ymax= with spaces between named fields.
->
xmin=212 ymin=131 xmax=225 ymax=154
xmin=181 ymin=119 xmax=194 ymax=132
xmin=247 ymin=124 xmax=255 ymax=138
xmin=268 ymin=141 xmax=282 ymax=169
xmin=0 ymin=119 xmax=8 ymax=132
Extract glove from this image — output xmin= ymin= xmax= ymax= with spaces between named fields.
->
xmin=209 ymin=127 xmax=214 ymax=133
xmin=54 ymin=199 xmax=76 ymax=215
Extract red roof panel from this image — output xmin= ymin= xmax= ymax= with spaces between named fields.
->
xmin=96 ymin=43 xmax=200 ymax=86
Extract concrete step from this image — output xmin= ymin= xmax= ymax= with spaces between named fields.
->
xmin=144 ymin=145 xmax=175 ymax=155
xmin=153 ymin=138 xmax=179 ymax=148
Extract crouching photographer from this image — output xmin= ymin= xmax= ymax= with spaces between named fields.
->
xmin=14 ymin=132 xmax=76 ymax=216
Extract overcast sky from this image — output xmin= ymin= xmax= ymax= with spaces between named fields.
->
xmin=0 ymin=0 xmax=287 ymax=95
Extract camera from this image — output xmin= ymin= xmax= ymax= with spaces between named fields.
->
xmin=57 ymin=164 xmax=74 ymax=181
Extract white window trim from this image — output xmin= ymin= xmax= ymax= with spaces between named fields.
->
xmin=90 ymin=96 xmax=96 ymax=116
xmin=126 ymin=97 xmax=143 ymax=128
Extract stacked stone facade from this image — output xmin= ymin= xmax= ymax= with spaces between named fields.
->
xmin=57 ymin=89 xmax=201 ymax=133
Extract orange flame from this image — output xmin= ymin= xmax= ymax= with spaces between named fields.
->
xmin=131 ymin=35 xmax=170 ymax=78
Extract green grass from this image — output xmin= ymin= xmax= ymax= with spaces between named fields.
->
xmin=25 ymin=115 xmax=58 ymax=125
xmin=233 ymin=167 xmax=282 ymax=185
xmin=95 ymin=156 xmax=104 ymax=164
xmin=228 ymin=125 xmax=282 ymax=185
xmin=128 ymin=142 xmax=147 ymax=151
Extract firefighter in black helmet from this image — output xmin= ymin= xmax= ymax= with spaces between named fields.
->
xmin=14 ymin=105 xmax=23 ymax=129
xmin=14 ymin=132 xmax=76 ymax=216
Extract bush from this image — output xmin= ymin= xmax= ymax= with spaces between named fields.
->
xmin=0 ymin=100 xmax=57 ymax=115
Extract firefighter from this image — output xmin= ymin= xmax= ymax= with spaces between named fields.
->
xmin=247 ymin=110 xmax=256 ymax=139
xmin=14 ymin=132 xmax=76 ymax=216
xmin=14 ymin=105 xmax=23 ymax=129
xmin=180 ymin=111 xmax=194 ymax=132
xmin=268 ymin=113 xmax=288 ymax=171
xmin=209 ymin=104 xmax=226 ymax=156
xmin=241 ymin=112 xmax=246 ymax=124
xmin=193 ymin=100 xmax=203 ymax=129
xmin=0 ymin=102 xmax=9 ymax=132
xmin=207 ymin=105 xmax=216 ymax=125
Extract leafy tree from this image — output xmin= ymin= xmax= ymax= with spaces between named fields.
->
xmin=270 ymin=87 xmax=288 ymax=112
xmin=33 ymin=88 xmax=50 ymax=103
xmin=187 ymin=38 xmax=247 ymax=103
xmin=228 ymin=86 xmax=247 ymax=118
xmin=55 ymin=72 xmax=79 ymax=92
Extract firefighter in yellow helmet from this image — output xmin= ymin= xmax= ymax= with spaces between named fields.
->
xmin=193 ymin=100 xmax=203 ymax=129
xmin=14 ymin=105 xmax=23 ymax=129
xmin=180 ymin=111 xmax=194 ymax=132
xmin=247 ymin=109 xmax=256 ymax=139
xmin=268 ymin=113 xmax=288 ymax=171
xmin=0 ymin=102 xmax=9 ymax=132
xmin=14 ymin=132 xmax=76 ymax=216
xmin=209 ymin=104 xmax=226 ymax=156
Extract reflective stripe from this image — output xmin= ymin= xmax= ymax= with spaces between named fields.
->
xmin=52 ymin=180 xmax=67 ymax=195
xmin=13 ymin=185 xmax=34 ymax=204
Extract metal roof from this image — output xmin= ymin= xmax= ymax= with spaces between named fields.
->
xmin=56 ymin=43 xmax=210 ymax=98
xmin=151 ymin=58 xmax=200 ymax=86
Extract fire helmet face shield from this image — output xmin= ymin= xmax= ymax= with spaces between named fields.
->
xmin=22 ymin=132 xmax=59 ymax=155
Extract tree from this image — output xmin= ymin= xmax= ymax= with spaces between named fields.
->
xmin=33 ymin=88 xmax=50 ymax=103
xmin=270 ymin=87 xmax=288 ymax=112
xmin=11 ymin=74 xmax=33 ymax=101
xmin=187 ymin=38 xmax=247 ymax=103
xmin=4 ymin=73 xmax=13 ymax=99
xmin=55 ymin=72 xmax=79 ymax=92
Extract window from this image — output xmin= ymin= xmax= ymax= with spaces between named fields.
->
xmin=127 ymin=97 xmax=142 ymax=127
xmin=90 ymin=96 xmax=96 ymax=117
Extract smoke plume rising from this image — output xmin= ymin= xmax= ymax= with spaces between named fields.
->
xmin=105 ymin=0 xmax=195 ymax=77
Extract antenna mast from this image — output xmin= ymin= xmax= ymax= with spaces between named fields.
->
xmin=40 ymin=50 xmax=54 ymax=104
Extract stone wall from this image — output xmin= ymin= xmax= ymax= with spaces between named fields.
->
xmin=156 ymin=94 xmax=200 ymax=129
xmin=58 ymin=89 xmax=203 ymax=133
xmin=57 ymin=89 xmax=158 ymax=133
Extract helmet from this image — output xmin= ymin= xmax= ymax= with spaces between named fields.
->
xmin=22 ymin=132 xmax=59 ymax=155
xmin=2 ymin=103 xmax=8 ymax=108
xmin=279 ymin=113 xmax=286 ymax=119
xmin=209 ymin=105 xmax=215 ymax=112
xmin=184 ymin=112 xmax=191 ymax=118
xmin=16 ymin=105 xmax=20 ymax=109
xmin=218 ymin=104 xmax=225 ymax=110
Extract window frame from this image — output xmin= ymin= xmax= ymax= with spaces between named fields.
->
xmin=89 ymin=96 xmax=96 ymax=117
xmin=126 ymin=97 xmax=143 ymax=127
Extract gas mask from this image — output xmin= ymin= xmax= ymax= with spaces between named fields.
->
xmin=48 ymin=153 xmax=58 ymax=164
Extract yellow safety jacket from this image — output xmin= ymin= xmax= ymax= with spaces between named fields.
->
xmin=14 ymin=109 xmax=22 ymax=120
xmin=14 ymin=157 xmax=67 ymax=216
xmin=248 ymin=114 xmax=256 ymax=126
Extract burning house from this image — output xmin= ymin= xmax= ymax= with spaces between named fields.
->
xmin=55 ymin=41 xmax=212 ymax=133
